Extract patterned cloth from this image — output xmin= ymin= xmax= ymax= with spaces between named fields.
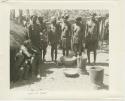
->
xmin=60 ymin=22 xmax=71 ymax=49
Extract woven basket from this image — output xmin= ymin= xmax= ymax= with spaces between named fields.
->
xmin=63 ymin=69 xmax=79 ymax=78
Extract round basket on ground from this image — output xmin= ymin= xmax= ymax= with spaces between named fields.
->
xmin=60 ymin=56 xmax=77 ymax=66
xmin=63 ymin=69 xmax=79 ymax=78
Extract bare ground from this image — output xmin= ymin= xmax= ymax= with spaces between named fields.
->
xmin=10 ymin=44 xmax=109 ymax=92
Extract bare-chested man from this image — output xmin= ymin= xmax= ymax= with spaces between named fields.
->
xmin=72 ymin=17 xmax=86 ymax=56
xmin=48 ymin=17 xmax=59 ymax=61
xmin=60 ymin=15 xmax=71 ymax=56
xmin=85 ymin=13 xmax=98 ymax=64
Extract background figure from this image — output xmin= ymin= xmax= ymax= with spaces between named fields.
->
xmin=60 ymin=15 xmax=71 ymax=56
xmin=48 ymin=17 xmax=59 ymax=61
xmin=72 ymin=17 xmax=86 ymax=56
xmin=28 ymin=15 xmax=42 ymax=78
xmin=38 ymin=16 xmax=48 ymax=62
xmin=85 ymin=13 xmax=98 ymax=64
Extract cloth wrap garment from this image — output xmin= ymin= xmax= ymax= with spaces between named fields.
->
xmin=85 ymin=19 xmax=98 ymax=51
xmin=61 ymin=22 xmax=71 ymax=49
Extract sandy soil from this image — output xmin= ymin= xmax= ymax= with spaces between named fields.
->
xmin=10 ymin=44 xmax=109 ymax=92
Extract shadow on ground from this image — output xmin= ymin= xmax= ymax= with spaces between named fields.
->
xmin=10 ymin=61 xmax=109 ymax=90
xmin=98 ymin=83 xmax=109 ymax=90
xmin=10 ymin=77 xmax=41 ymax=89
xmin=86 ymin=62 xmax=109 ymax=67
xmin=10 ymin=62 xmax=61 ymax=89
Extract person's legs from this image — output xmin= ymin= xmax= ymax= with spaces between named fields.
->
xmin=59 ymin=40 xmax=62 ymax=49
xmin=78 ymin=44 xmax=82 ymax=56
xmin=35 ymin=56 xmax=39 ymax=76
xmin=66 ymin=38 xmax=70 ymax=56
xmin=55 ymin=44 xmax=57 ymax=61
xmin=62 ymin=48 xmax=65 ymax=56
xmin=23 ymin=60 xmax=30 ymax=80
xmin=28 ymin=60 xmax=32 ymax=77
xmin=30 ymin=44 xmax=41 ymax=77
xmin=66 ymin=48 xmax=69 ymax=56
xmin=93 ymin=49 xmax=97 ymax=63
xmin=31 ymin=55 xmax=37 ymax=76
xmin=41 ymin=43 xmax=43 ymax=60
xmin=51 ymin=45 xmax=54 ymax=61
xmin=51 ymin=46 xmax=54 ymax=61
xmin=62 ymin=38 xmax=66 ymax=56
xmin=73 ymin=44 xmax=77 ymax=56
xmin=31 ymin=51 xmax=41 ymax=77
xmin=87 ymin=49 xmax=90 ymax=63
xmin=41 ymin=50 xmax=43 ymax=60
xmin=43 ymin=42 xmax=47 ymax=61
xmin=43 ymin=48 xmax=46 ymax=61
xmin=35 ymin=54 xmax=41 ymax=77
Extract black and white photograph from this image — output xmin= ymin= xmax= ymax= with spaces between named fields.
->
xmin=10 ymin=9 xmax=109 ymax=92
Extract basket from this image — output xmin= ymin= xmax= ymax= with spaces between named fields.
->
xmin=63 ymin=69 xmax=79 ymax=78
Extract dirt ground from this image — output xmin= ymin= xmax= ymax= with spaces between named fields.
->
xmin=10 ymin=44 xmax=109 ymax=92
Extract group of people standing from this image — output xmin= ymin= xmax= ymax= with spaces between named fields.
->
xmin=11 ymin=12 xmax=109 ymax=82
